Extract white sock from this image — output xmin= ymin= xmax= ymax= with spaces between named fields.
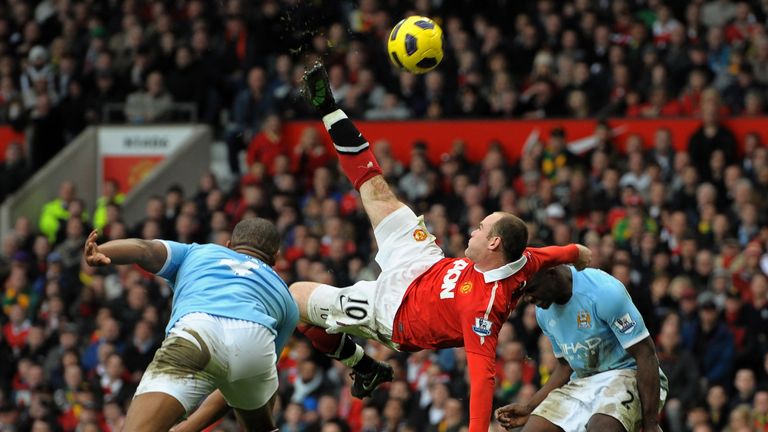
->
xmin=340 ymin=344 xmax=365 ymax=367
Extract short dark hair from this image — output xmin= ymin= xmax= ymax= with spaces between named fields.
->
xmin=230 ymin=218 xmax=280 ymax=265
xmin=488 ymin=213 xmax=528 ymax=262
xmin=527 ymin=265 xmax=570 ymax=292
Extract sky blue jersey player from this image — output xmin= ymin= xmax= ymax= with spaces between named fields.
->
xmin=496 ymin=266 xmax=668 ymax=432
xmin=159 ymin=240 xmax=297 ymax=355
xmin=84 ymin=218 xmax=299 ymax=432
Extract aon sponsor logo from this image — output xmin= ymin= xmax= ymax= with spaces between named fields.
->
xmin=440 ymin=260 xmax=469 ymax=299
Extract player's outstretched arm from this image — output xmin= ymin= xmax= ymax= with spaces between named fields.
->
xmin=573 ymin=244 xmax=592 ymax=270
xmin=84 ymin=229 xmax=167 ymax=274
xmin=465 ymin=351 xmax=497 ymax=432
xmin=527 ymin=244 xmax=591 ymax=271
xmin=496 ymin=357 xmax=572 ymax=430
xmin=626 ymin=337 xmax=662 ymax=432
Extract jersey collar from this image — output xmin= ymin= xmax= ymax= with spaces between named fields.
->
xmin=475 ymin=253 xmax=528 ymax=283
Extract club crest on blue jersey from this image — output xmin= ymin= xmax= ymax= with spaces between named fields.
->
xmin=613 ymin=313 xmax=637 ymax=334
xmin=472 ymin=318 xmax=493 ymax=336
xmin=576 ymin=310 xmax=591 ymax=329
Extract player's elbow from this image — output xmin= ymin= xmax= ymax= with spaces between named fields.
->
xmin=139 ymin=239 xmax=167 ymax=273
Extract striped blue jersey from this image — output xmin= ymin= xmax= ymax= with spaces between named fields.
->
xmin=157 ymin=241 xmax=299 ymax=356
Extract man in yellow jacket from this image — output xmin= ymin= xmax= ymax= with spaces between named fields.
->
xmin=39 ymin=181 xmax=77 ymax=243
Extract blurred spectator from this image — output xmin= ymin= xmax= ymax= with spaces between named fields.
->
xmin=707 ymin=384 xmax=730 ymax=431
xmin=84 ymin=70 xmax=124 ymax=124
xmin=20 ymin=46 xmax=57 ymax=110
xmin=688 ymin=98 xmax=738 ymax=181
xmin=38 ymin=182 xmax=77 ymax=244
xmin=92 ymin=180 xmax=125 ymax=232
xmin=0 ymin=143 xmax=31 ymax=203
xmin=165 ymin=45 xmax=207 ymax=118
xmin=540 ymin=127 xmax=576 ymax=181
xmin=124 ymin=71 xmax=174 ymax=123
xmin=730 ymin=368 xmax=757 ymax=410
xmin=246 ymin=113 xmax=286 ymax=177
xmin=657 ymin=314 xmax=700 ymax=432
xmin=225 ymin=66 xmax=272 ymax=175
xmin=682 ymin=300 xmax=735 ymax=387
xmin=28 ymin=92 xmax=65 ymax=170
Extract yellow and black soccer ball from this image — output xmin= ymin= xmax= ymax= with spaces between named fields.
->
xmin=387 ymin=16 xmax=444 ymax=74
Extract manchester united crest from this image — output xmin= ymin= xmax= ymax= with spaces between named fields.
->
xmin=413 ymin=228 xmax=428 ymax=241
xmin=459 ymin=281 xmax=472 ymax=294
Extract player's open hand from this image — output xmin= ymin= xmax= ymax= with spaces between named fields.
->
xmin=84 ymin=230 xmax=111 ymax=266
xmin=495 ymin=403 xmax=532 ymax=430
xmin=574 ymin=244 xmax=592 ymax=270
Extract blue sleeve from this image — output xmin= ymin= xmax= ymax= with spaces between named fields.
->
xmin=274 ymin=300 xmax=299 ymax=359
xmin=537 ymin=310 xmax=563 ymax=358
xmin=593 ymin=278 xmax=650 ymax=350
xmin=155 ymin=240 xmax=192 ymax=283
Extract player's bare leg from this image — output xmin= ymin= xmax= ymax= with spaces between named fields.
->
xmin=122 ymin=392 xmax=186 ymax=432
xmin=357 ymin=175 xmax=404 ymax=229
xmin=231 ymin=393 xmax=278 ymax=432
xmin=291 ymin=279 xmax=393 ymax=399
xmin=586 ymin=414 xmax=627 ymax=432
xmin=302 ymin=63 xmax=405 ymax=228
xmin=292 ymin=65 xmax=397 ymax=398
xmin=520 ymin=415 xmax=565 ymax=432
xmin=290 ymin=281 xmax=318 ymax=320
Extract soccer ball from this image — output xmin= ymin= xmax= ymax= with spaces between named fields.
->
xmin=387 ymin=16 xmax=444 ymax=74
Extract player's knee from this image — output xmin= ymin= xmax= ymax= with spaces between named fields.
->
xmin=288 ymin=281 xmax=315 ymax=299
xmin=289 ymin=282 xmax=318 ymax=316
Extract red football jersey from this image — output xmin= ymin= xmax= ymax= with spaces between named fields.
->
xmin=391 ymin=244 xmax=579 ymax=432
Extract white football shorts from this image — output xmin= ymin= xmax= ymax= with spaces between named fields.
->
xmin=134 ymin=312 xmax=278 ymax=413
xmin=531 ymin=368 xmax=668 ymax=432
xmin=307 ymin=205 xmax=444 ymax=347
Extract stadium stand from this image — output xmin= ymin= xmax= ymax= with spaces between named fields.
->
xmin=1 ymin=1 xmax=768 ymax=432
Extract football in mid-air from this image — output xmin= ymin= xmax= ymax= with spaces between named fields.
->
xmin=387 ymin=16 xmax=444 ymax=74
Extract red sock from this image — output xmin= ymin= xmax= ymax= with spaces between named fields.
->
xmin=298 ymin=323 xmax=344 ymax=356
xmin=322 ymin=110 xmax=383 ymax=189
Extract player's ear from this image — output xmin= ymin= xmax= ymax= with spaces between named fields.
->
xmin=225 ymin=240 xmax=231 ymax=249
xmin=487 ymin=236 xmax=501 ymax=251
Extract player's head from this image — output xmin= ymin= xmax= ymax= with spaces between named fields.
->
xmin=228 ymin=218 xmax=280 ymax=266
xmin=522 ymin=265 xmax=573 ymax=309
xmin=464 ymin=212 xmax=528 ymax=265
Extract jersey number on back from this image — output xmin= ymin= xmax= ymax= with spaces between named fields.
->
xmin=220 ymin=258 xmax=260 ymax=276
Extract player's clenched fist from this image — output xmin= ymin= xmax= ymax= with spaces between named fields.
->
xmin=495 ymin=403 xmax=532 ymax=430
xmin=574 ymin=244 xmax=592 ymax=270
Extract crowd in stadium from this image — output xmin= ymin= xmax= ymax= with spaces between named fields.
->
xmin=2 ymin=0 xmax=768 ymax=432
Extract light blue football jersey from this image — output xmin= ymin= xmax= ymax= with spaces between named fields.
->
xmin=157 ymin=241 xmax=299 ymax=357
xmin=536 ymin=267 xmax=653 ymax=379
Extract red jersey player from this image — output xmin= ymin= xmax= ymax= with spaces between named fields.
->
xmin=175 ymin=64 xmax=591 ymax=432
xmin=290 ymin=63 xmax=591 ymax=432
